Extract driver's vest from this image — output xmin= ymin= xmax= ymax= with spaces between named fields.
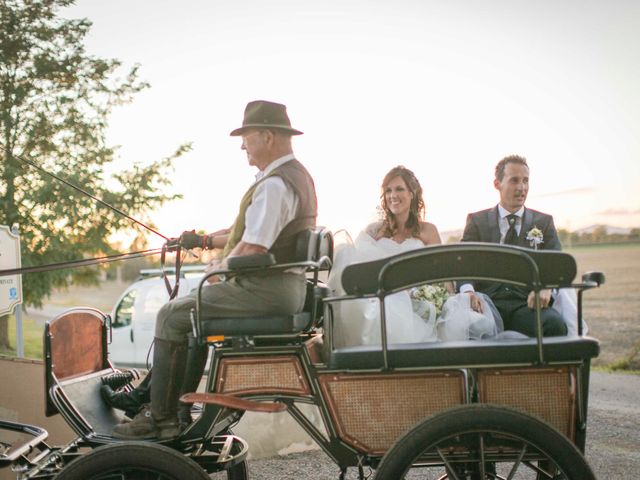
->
xmin=222 ymin=159 xmax=317 ymax=263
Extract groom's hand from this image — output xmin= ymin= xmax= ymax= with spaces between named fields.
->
xmin=465 ymin=292 xmax=484 ymax=313
xmin=527 ymin=289 xmax=552 ymax=309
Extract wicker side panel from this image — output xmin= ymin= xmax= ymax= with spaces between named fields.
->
xmin=477 ymin=367 xmax=576 ymax=440
xmin=215 ymin=355 xmax=311 ymax=395
xmin=319 ymin=371 xmax=466 ymax=455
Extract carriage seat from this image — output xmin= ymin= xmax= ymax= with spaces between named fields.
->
xmin=44 ymin=308 xmax=127 ymax=439
xmin=327 ymin=336 xmax=600 ymax=370
xmin=194 ymin=227 xmax=333 ymax=339
xmin=328 ymin=243 xmax=602 ymax=370
xmin=198 ymin=310 xmax=313 ymax=337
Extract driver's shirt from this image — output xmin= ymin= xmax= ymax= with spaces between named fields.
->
xmin=241 ymin=154 xmax=299 ymax=249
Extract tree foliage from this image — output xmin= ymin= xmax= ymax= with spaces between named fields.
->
xmin=0 ymin=0 xmax=187 ymax=320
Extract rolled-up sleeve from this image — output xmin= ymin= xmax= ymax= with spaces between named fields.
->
xmin=242 ymin=177 xmax=298 ymax=248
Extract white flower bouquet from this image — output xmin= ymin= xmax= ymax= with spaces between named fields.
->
xmin=410 ymin=283 xmax=450 ymax=319
xmin=526 ymin=226 xmax=544 ymax=249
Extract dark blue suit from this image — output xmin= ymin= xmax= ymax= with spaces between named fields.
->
xmin=461 ymin=206 xmax=567 ymax=337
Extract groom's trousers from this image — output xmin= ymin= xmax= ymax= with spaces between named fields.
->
xmin=492 ymin=297 xmax=567 ymax=337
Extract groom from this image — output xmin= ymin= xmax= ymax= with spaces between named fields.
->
xmin=460 ymin=155 xmax=567 ymax=337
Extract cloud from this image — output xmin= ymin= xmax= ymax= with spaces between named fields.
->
xmin=533 ymin=186 xmax=596 ymax=198
xmin=596 ymin=208 xmax=640 ymax=216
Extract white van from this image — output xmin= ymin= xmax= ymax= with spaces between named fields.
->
xmin=108 ymin=266 xmax=206 ymax=367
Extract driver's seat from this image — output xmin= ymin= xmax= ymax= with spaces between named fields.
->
xmin=191 ymin=227 xmax=333 ymax=340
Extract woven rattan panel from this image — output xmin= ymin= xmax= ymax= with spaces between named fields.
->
xmin=477 ymin=367 xmax=576 ymax=440
xmin=319 ymin=371 xmax=466 ymax=454
xmin=215 ymin=355 xmax=311 ymax=395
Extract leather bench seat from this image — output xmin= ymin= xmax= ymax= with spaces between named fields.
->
xmin=200 ymin=312 xmax=311 ymax=337
xmin=327 ymin=336 xmax=600 ymax=370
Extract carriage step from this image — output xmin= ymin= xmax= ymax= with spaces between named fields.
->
xmin=180 ymin=393 xmax=287 ymax=413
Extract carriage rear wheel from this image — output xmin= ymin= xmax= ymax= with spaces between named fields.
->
xmin=374 ymin=404 xmax=596 ymax=480
xmin=54 ymin=442 xmax=227 ymax=480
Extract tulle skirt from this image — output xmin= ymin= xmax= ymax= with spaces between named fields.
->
xmin=328 ymin=231 xmax=499 ymax=347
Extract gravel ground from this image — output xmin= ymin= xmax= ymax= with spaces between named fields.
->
xmin=213 ymin=371 xmax=640 ymax=479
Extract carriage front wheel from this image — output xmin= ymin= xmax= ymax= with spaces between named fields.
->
xmin=54 ymin=442 xmax=215 ymax=480
xmin=374 ymin=404 xmax=596 ymax=480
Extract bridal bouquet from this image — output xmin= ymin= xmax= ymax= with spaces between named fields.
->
xmin=410 ymin=283 xmax=450 ymax=319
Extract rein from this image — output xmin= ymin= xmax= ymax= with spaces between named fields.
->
xmin=160 ymin=241 xmax=182 ymax=300
xmin=0 ymin=143 xmax=183 ymax=297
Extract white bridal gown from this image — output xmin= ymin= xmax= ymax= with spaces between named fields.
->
xmin=328 ymin=231 xmax=499 ymax=348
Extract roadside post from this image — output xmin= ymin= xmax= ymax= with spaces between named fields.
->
xmin=0 ymin=224 xmax=24 ymax=357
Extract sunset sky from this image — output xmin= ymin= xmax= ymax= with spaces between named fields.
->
xmin=63 ymin=0 xmax=640 ymax=247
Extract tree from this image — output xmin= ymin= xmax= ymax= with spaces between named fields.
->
xmin=0 ymin=0 xmax=188 ymax=349
xmin=591 ymin=225 xmax=608 ymax=244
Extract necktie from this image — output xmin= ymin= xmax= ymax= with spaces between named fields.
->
xmin=504 ymin=214 xmax=518 ymax=245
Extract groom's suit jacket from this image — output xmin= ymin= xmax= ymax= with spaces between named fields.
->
xmin=460 ymin=205 xmax=561 ymax=299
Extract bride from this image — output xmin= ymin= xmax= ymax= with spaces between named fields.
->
xmin=328 ymin=166 xmax=499 ymax=348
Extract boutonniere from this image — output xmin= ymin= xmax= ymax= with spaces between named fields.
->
xmin=526 ymin=227 xmax=544 ymax=249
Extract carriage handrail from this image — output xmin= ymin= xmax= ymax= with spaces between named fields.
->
xmin=379 ymin=243 xmax=543 ymax=369
xmin=574 ymin=271 xmax=606 ymax=336
xmin=0 ymin=419 xmax=48 ymax=467
xmin=331 ymin=243 xmax=582 ymax=369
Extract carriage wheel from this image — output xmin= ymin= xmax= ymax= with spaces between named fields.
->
xmin=374 ymin=404 xmax=596 ymax=480
xmin=54 ymin=442 xmax=216 ymax=480
xmin=225 ymin=459 xmax=249 ymax=480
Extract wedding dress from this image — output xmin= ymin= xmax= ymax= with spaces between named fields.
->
xmin=328 ymin=231 xmax=499 ymax=348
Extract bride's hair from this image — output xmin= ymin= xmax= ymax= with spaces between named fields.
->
xmin=380 ymin=166 xmax=426 ymax=238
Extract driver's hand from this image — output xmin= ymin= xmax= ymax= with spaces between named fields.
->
xmin=179 ymin=230 xmax=204 ymax=249
xmin=166 ymin=237 xmax=180 ymax=248
xmin=528 ymin=289 xmax=552 ymax=309
xmin=465 ymin=291 xmax=485 ymax=313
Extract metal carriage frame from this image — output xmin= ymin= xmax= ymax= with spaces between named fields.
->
xmin=0 ymin=227 xmax=604 ymax=479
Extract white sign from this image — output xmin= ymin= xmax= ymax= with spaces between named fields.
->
xmin=0 ymin=225 xmax=22 ymax=316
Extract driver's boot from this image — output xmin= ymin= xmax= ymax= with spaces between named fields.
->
xmin=112 ymin=338 xmax=187 ymax=440
xmin=177 ymin=339 xmax=208 ymax=428
xmin=101 ymin=370 xmax=152 ymax=418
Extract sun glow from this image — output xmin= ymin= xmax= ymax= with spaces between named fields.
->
xmin=62 ymin=0 xmax=640 ymax=248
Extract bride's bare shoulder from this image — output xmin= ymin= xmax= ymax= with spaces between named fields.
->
xmin=365 ymin=221 xmax=385 ymax=240
xmin=419 ymin=221 xmax=442 ymax=245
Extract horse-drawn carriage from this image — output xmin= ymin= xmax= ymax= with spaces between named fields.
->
xmin=0 ymin=227 xmax=604 ymax=479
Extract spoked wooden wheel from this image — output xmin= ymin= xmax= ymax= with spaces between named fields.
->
xmin=54 ymin=442 xmax=218 ymax=480
xmin=374 ymin=405 xmax=596 ymax=480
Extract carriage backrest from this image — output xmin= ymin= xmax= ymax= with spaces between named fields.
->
xmin=341 ymin=243 xmax=576 ymax=297
xmin=295 ymin=226 xmax=334 ymax=267
xmin=44 ymin=308 xmax=110 ymax=416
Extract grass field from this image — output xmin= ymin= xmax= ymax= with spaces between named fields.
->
xmin=569 ymin=243 xmax=640 ymax=368
xmin=2 ymin=244 xmax=639 ymax=368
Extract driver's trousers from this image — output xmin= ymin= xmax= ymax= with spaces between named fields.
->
xmin=154 ymin=272 xmax=307 ymax=342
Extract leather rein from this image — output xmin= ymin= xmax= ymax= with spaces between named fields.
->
xmin=0 ymin=144 xmax=183 ymax=298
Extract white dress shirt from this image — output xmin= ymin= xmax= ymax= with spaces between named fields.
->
xmin=498 ymin=205 xmax=525 ymax=244
xmin=459 ymin=205 xmax=525 ymax=294
xmin=242 ymin=154 xmax=299 ymax=249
